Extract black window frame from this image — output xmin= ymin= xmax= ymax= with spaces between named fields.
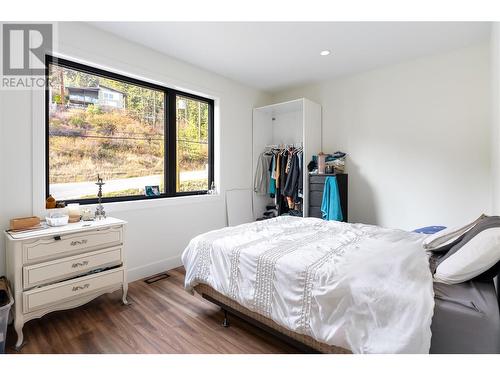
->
xmin=45 ymin=55 xmax=214 ymax=205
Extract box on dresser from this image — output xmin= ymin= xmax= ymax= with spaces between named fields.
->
xmin=9 ymin=217 xmax=41 ymax=231
xmin=4 ymin=217 xmax=128 ymax=350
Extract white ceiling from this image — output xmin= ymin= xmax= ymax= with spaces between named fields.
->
xmin=89 ymin=22 xmax=491 ymax=93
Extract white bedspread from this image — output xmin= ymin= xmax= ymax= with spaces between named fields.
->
xmin=182 ymin=216 xmax=434 ymax=353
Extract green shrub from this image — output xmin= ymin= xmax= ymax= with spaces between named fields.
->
xmin=86 ymin=104 xmax=103 ymax=115
xmin=69 ymin=115 xmax=85 ymax=127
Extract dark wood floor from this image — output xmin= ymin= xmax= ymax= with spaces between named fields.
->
xmin=6 ymin=267 xmax=299 ymax=354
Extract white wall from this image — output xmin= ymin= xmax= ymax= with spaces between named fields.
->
xmin=272 ymin=43 xmax=492 ymax=230
xmin=491 ymin=24 xmax=500 ymax=214
xmin=0 ymin=22 xmax=271 ymax=278
xmin=490 ymin=23 xmax=500 ymax=293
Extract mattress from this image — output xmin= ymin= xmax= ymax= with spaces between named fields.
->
xmin=430 ymin=279 xmax=500 ymax=353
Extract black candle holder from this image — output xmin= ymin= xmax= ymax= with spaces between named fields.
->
xmin=95 ymin=174 xmax=106 ymax=220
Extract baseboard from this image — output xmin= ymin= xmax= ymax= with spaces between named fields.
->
xmin=127 ymin=255 xmax=182 ymax=282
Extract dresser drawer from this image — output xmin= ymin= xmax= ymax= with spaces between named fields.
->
xmin=309 ymin=206 xmax=323 ymax=218
xmin=23 ymin=247 xmax=123 ymax=289
xmin=309 ymin=190 xmax=324 ymax=206
xmin=22 ymin=268 xmax=124 ymax=313
xmin=22 ymin=226 xmax=122 ymax=264
xmin=309 ymin=183 xmax=324 ymax=192
xmin=309 ymin=175 xmax=328 ymax=184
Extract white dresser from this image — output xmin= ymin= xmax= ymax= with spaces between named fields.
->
xmin=4 ymin=217 xmax=128 ymax=350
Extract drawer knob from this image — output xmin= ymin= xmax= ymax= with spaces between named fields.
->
xmin=70 ymin=239 xmax=88 ymax=246
xmin=72 ymin=283 xmax=90 ymax=292
xmin=71 ymin=261 xmax=89 ymax=268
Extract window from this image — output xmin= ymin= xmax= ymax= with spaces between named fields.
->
xmin=46 ymin=56 xmax=214 ymax=204
xmin=176 ymin=95 xmax=210 ymax=192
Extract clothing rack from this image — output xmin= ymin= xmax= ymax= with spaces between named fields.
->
xmin=264 ymin=142 xmax=303 ymax=150
xmin=254 ymin=144 xmax=304 ymax=219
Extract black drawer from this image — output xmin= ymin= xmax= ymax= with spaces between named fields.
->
xmin=309 ymin=173 xmax=345 ymax=183
xmin=309 ymin=175 xmax=328 ymax=184
xmin=309 ymin=183 xmax=324 ymax=192
xmin=309 ymin=206 xmax=322 ymax=218
xmin=309 ymin=190 xmax=323 ymax=206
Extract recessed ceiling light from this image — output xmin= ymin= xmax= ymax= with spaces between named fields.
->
xmin=320 ymin=50 xmax=331 ymax=56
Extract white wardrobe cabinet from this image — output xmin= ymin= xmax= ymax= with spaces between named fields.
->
xmin=252 ymin=98 xmax=322 ymax=219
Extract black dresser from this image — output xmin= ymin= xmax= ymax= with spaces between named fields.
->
xmin=308 ymin=173 xmax=348 ymax=222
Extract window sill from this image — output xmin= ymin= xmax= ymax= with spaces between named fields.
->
xmin=102 ymin=193 xmax=222 ymax=213
xmin=38 ymin=193 xmax=222 ymax=217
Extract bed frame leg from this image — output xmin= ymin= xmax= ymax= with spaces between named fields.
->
xmin=222 ymin=309 xmax=230 ymax=328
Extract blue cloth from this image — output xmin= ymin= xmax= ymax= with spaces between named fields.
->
xmin=413 ymin=226 xmax=446 ymax=234
xmin=269 ymin=156 xmax=276 ymax=196
xmin=269 ymin=175 xmax=276 ymax=195
xmin=321 ymin=176 xmax=343 ymax=221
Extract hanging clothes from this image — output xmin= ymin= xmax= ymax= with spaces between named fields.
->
xmin=285 ymin=151 xmax=293 ymax=174
xmin=321 ymin=176 xmax=343 ymax=221
xmin=279 ymin=150 xmax=288 ymax=192
xmin=278 ymin=150 xmax=289 ymax=214
xmin=297 ymin=150 xmax=303 ymax=198
xmin=253 ymin=153 xmax=273 ymax=195
xmin=259 ymin=145 xmax=303 ymax=216
xmin=284 ymin=152 xmax=300 ymax=202
xmin=269 ymin=154 xmax=276 ymax=197
xmin=273 ymin=152 xmax=279 ymax=187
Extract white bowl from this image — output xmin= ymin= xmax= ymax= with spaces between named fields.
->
xmin=46 ymin=215 xmax=69 ymax=227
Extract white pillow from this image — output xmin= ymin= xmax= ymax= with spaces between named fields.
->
xmin=423 ymin=214 xmax=486 ymax=251
xmin=434 ymin=227 xmax=500 ymax=284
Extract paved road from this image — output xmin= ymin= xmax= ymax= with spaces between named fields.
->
xmin=51 ymin=170 xmax=207 ymax=199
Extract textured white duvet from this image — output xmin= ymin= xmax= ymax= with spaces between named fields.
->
xmin=182 ymin=216 xmax=434 ymax=353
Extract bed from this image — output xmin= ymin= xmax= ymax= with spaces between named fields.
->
xmin=182 ymin=216 xmax=500 ymax=354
